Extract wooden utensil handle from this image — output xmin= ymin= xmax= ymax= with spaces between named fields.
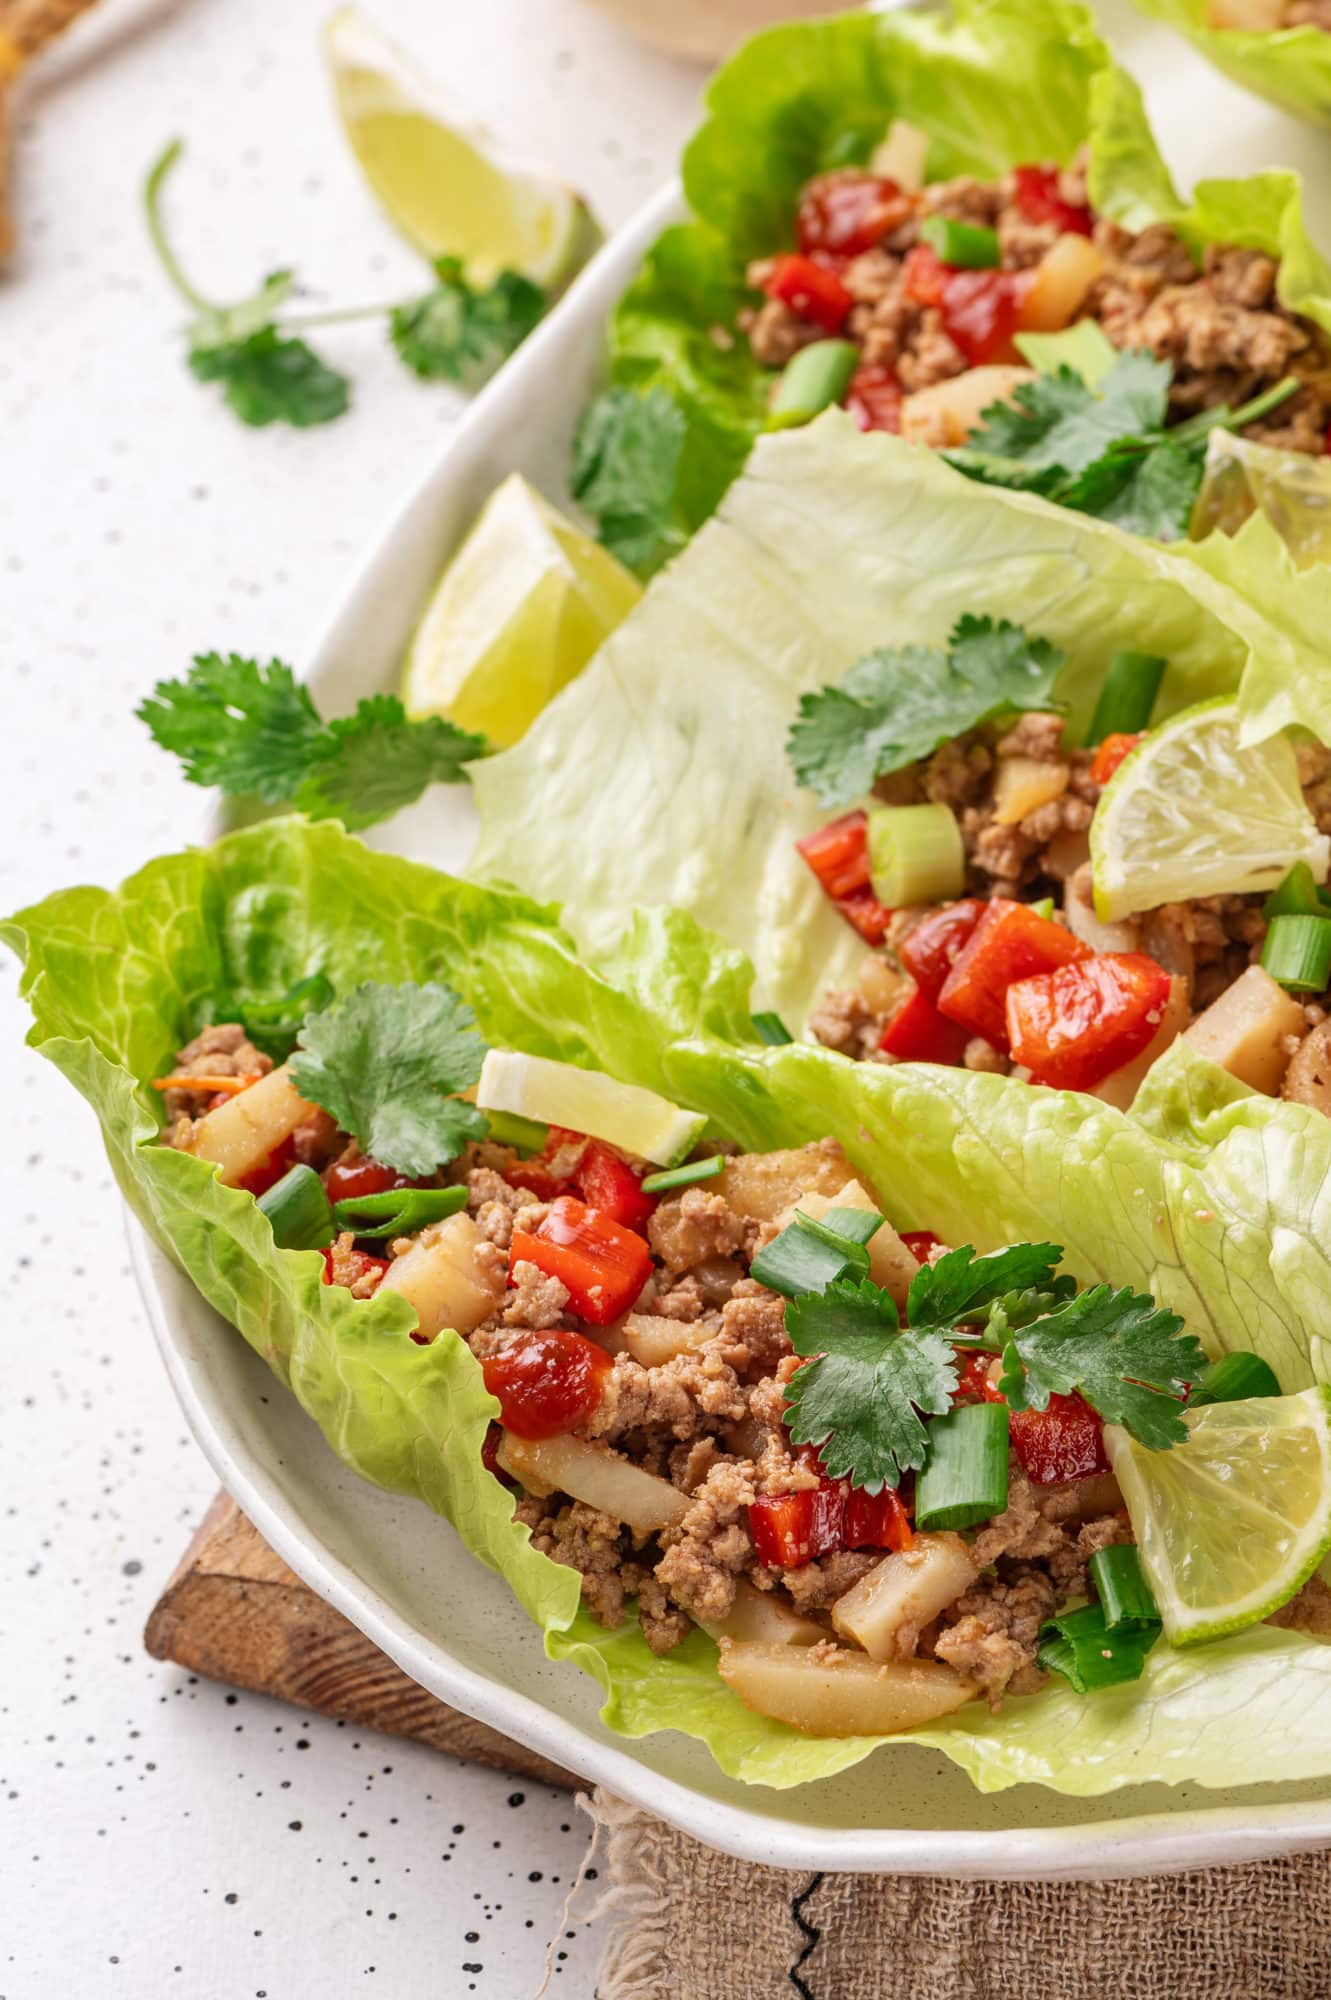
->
xmin=2 ymin=0 xmax=103 ymax=63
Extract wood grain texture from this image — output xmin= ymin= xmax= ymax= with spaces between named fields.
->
xmin=145 ymin=1493 xmax=577 ymax=1790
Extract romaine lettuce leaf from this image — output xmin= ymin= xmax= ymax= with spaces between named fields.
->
xmin=474 ymin=414 xmax=1331 ymax=1025
xmin=13 ymin=814 xmax=1331 ymax=1796
xmin=1128 ymin=0 xmax=1331 ymax=130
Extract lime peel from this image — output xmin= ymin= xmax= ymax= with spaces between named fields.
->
xmin=477 ymin=1051 xmax=707 ymax=1168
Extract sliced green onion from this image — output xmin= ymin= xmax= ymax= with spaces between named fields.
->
xmin=1014 ymin=318 xmax=1118 ymax=388
xmin=1263 ymin=861 xmax=1331 ymax=922
xmin=641 ymin=1154 xmax=727 ymax=1195
xmin=236 ymin=973 xmax=335 ymax=1059
xmin=1087 ymin=652 xmax=1166 ymax=744
xmin=1027 ymin=895 xmax=1055 ymax=922
xmin=915 ymin=1402 xmax=1009 ymax=1531
xmin=484 ymin=1108 xmax=549 ymax=1156
xmin=919 ymin=215 xmax=1000 ymax=269
xmin=867 ymin=803 xmax=964 ymax=908
xmin=1088 ymin=1545 xmax=1158 ymax=1634
xmin=331 ymin=1185 xmax=467 ymax=1240
xmin=258 ymin=1163 xmax=335 ymax=1250
xmin=767 ymin=339 xmax=859 ymax=430
xmin=1261 ymin=912 xmax=1331 ymax=993
xmin=751 ymin=1209 xmax=876 ymax=1299
xmin=816 ymin=1204 xmax=885 ymax=1249
xmin=1189 ymin=1350 xmax=1282 ymax=1408
xmin=1037 ymin=1602 xmax=1160 ymax=1694
xmin=752 ymin=1010 xmax=794 ymax=1046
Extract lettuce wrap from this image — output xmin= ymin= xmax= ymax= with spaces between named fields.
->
xmin=602 ymin=0 xmax=1331 ymax=552
xmin=11 ymin=813 xmax=1331 ymax=1795
xmin=1131 ymin=0 xmax=1331 ymax=128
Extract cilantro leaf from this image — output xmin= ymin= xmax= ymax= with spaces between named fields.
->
xmin=136 ymin=654 xmax=327 ymax=803
xmin=999 ymin=1285 xmax=1207 ymax=1450
xmin=788 ymin=616 xmax=1066 ymax=810
xmin=188 ymin=326 xmax=350 ymax=428
xmin=1059 ymin=438 xmax=1202 ymax=542
xmin=571 ymin=386 xmax=687 ymax=575
xmin=289 ymin=981 xmax=488 ymax=1177
xmin=907 ymin=1241 xmax=1065 ymax=1333
xmin=783 ymin=1277 xmax=958 ymax=1493
xmin=974 ymin=353 xmax=1171 ymax=476
xmin=296 ymin=696 xmax=487 ymax=830
xmin=390 ymin=258 xmax=544 ymax=386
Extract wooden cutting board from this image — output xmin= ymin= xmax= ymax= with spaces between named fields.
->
xmin=144 ymin=1492 xmax=576 ymax=1790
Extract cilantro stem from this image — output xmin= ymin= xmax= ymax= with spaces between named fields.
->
xmin=1168 ymin=374 xmax=1299 ymax=448
xmin=279 ymin=303 xmax=406 ymax=331
xmin=143 ymin=139 xmax=213 ymax=314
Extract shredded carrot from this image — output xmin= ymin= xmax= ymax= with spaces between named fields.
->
xmin=151 ymin=1071 xmax=262 ymax=1096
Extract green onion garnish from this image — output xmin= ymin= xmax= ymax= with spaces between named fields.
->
xmin=767 ymin=339 xmax=859 ymax=430
xmin=1261 ymin=913 xmax=1331 ymax=993
xmin=484 ymin=1108 xmax=549 ymax=1156
xmin=751 ymin=1205 xmax=882 ymax=1299
xmin=1263 ymin=862 xmax=1331 ymax=922
xmin=258 ymin=1163 xmax=335 ymax=1250
xmin=331 ymin=1185 xmax=468 ymax=1240
xmin=641 ymin=1154 xmax=727 ymax=1195
xmin=1087 ymin=651 xmax=1166 ymax=744
xmin=752 ymin=1011 xmax=794 ymax=1046
xmin=867 ymin=803 xmax=964 ymax=908
xmin=919 ymin=215 xmax=1000 ymax=269
xmin=235 ymin=973 xmax=335 ymax=1059
xmin=1027 ymin=895 xmax=1055 ymax=922
xmin=1088 ymin=1545 xmax=1158 ymax=1635
xmin=1189 ymin=1350 xmax=1282 ymax=1408
xmin=1037 ymin=1601 xmax=1160 ymax=1694
xmin=915 ymin=1402 xmax=1010 ymax=1531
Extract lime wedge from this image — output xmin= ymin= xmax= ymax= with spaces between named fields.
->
xmin=403 ymin=473 xmax=641 ymax=748
xmin=1105 ymin=1386 xmax=1331 ymax=1646
xmin=1193 ymin=429 xmax=1331 ymax=571
xmin=324 ymin=8 xmax=601 ymax=289
xmin=1089 ymin=697 xmax=1329 ymax=922
xmin=477 ymin=1051 xmax=706 ymax=1167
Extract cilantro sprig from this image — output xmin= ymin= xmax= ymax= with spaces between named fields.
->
xmin=137 ymin=654 xmax=485 ymax=828
xmin=946 ymin=350 xmax=1299 ymax=542
xmin=145 ymin=141 xmax=545 ymax=429
xmin=289 ymin=981 xmax=489 ymax=1177
xmin=787 ymin=616 xmax=1066 ymax=811
xmin=778 ymin=1236 xmax=1207 ymax=1489
xmin=571 ymin=387 xmax=689 ymax=576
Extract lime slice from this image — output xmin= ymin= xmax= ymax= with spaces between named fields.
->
xmin=477 ymin=1051 xmax=706 ymax=1167
xmin=324 ymin=8 xmax=602 ymax=289
xmin=1104 ymin=1386 xmax=1331 ymax=1646
xmin=1089 ymin=697 xmax=1329 ymax=922
xmin=1193 ymin=429 xmax=1331 ymax=571
xmin=403 ymin=473 xmax=641 ymax=748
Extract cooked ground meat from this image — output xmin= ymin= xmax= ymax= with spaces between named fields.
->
xmin=503 ymin=1258 xmax=570 ymax=1328
xmin=648 ymin=1187 xmax=746 ymax=1275
xmin=1270 ymin=1572 xmax=1331 ymax=1633
xmin=160 ymin=1020 xmax=274 ymax=1126
xmin=935 ymin=1566 xmax=1057 ymax=1705
xmin=326 ymin=1230 xmax=386 ymax=1299
xmin=1286 ymin=0 xmax=1331 ymax=24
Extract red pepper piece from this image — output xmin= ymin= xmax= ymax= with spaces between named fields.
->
xmin=899 ymin=898 xmax=987 ymax=1003
xmin=511 ymin=1195 xmax=653 ymax=1326
xmin=1006 ymin=950 xmax=1174 ymax=1092
xmin=901 ymin=1229 xmax=943 ymax=1264
xmin=748 ymin=1487 xmax=845 ymax=1568
xmin=504 ymin=1126 xmax=589 ymax=1199
xmin=841 ymin=1483 xmax=913 ymax=1553
xmin=938 ymin=898 xmax=1091 ymax=1051
xmin=797 ymin=171 xmax=912 ymax=258
xmin=321 ymin=1154 xmax=410 ymax=1205
xmin=902 ymin=241 xmax=949 ymax=307
xmin=878 ymin=983 xmax=971 ymax=1065
xmin=1012 ymin=164 xmax=1094 ymax=238
xmin=834 ymin=884 xmax=893 ymax=947
xmin=796 ymin=811 xmax=871 ymax=899
xmin=235 ymin=1134 xmax=298 ymax=1198
xmin=762 ymin=252 xmax=853 ymax=333
xmin=481 ymin=1327 xmax=613 ymax=1439
xmin=574 ymin=1141 xmax=657 ymax=1232
xmin=1008 ymin=1390 xmax=1109 ymax=1484
xmin=951 ymin=1347 xmax=998 ymax=1405
xmin=1089 ymin=731 xmax=1144 ymax=787
xmin=845 ymin=363 xmax=903 ymax=434
xmin=938 ymin=267 xmax=1030 ymax=366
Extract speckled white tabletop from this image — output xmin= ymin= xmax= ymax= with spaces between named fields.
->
xmin=0 ymin=3 xmax=700 ymax=1991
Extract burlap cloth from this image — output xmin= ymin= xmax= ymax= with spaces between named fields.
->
xmin=581 ymin=1790 xmax=1331 ymax=1999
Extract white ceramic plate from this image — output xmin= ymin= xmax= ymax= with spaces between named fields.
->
xmin=130 ymin=1 xmax=1331 ymax=1874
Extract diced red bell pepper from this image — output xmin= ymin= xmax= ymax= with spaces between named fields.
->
xmin=797 ymin=171 xmax=913 ymax=259
xmin=797 ymin=811 xmax=871 ymax=899
xmin=902 ymin=242 xmax=949 ymax=308
xmin=901 ymin=1230 xmax=943 ymax=1264
xmin=899 ymin=899 xmax=986 ymax=1003
xmin=835 ymin=884 xmax=893 ymax=947
xmin=902 ymin=244 xmax=1029 ymax=365
xmin=236 ymin=1134 xmax=298 ymax=1199
xmin=511 ymin=1195 xmax=653 ymax=1326
xmin=748 ymin=1476 xmax=911 ymax=1568
xmin=574 ymin=1141 xmax=657 ymax=1232
xmin=481 ymin=1328 xmax=613 ymax=1439
xmin=1089 ymin=731 xmax=1144 ymax=787
xmin=321 ymin=1153 xmax=410 ymax=1205
xmin=951 ymin=1347 xmax=999 ymax=1405
xmin=878 ymin=983 xmax=971 ymax=1065
xmin=1012 ymin=164 xmax=1094 ymax=238
xmin=845 ymin=363 xmax=903 ymax=434
xmin=937 ymin=898 xmax=1091 ymax=1052
xmin=1009 ymin=1390 xmax=1109 ymax=1484
xmin=762 ymin=252 xmax=853 ymax=333
xmin=842 ymin=1483 xmax=913 ymax=1553
xmin=1006 ymin=950 xmax=1174 ymax=1093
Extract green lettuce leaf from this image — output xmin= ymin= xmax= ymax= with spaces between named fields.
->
xmin=474 ymin=413 xmax=1331 ymax=1025
xmin=14 ymin=815 xmax=1331 ymax=1796
xmin=1129 ymin=0 xmax=1331 ymax=130
xmin=601 ymin=0 xmax=1331 ymax=551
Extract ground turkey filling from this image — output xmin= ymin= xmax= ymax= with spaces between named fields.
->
xmin=158 ymin=1076 xmax=1331 ymax=1706
xmin=742 ymin=152 xmax=1331 ymax=455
